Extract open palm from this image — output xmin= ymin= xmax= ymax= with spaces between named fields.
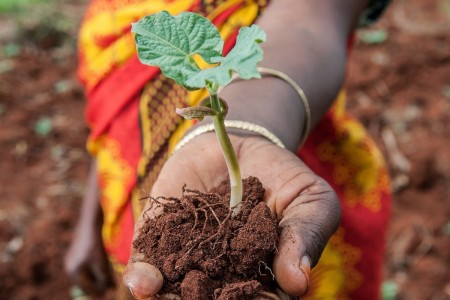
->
xmin=124 ymin=133 xmax=340 ymax=298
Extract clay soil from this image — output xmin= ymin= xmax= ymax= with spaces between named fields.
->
xmin=0 ymin=0 xmax=449 ymax=299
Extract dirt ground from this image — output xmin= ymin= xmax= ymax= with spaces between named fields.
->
xmin=0 ymin=0 xmax=449 ymax=299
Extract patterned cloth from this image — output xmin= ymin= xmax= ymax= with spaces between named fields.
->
xmin=78 ymin=0 xmax=391 ymax=299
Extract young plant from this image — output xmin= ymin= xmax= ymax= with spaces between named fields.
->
xmin=132 ymin=11 xmax=266 ymax=214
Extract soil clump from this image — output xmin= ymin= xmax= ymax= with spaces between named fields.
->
xmin=133 ymin=177 xmax=280 ymax=299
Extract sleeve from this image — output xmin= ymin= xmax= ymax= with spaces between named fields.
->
xmin=358 ymin=0 xmax=391 ymax=26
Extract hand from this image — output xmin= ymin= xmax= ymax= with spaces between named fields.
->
xmin=123 ymin=133 xmax=340 ymax=298
xmin=64 ymin=211 xmax=114 ymax=296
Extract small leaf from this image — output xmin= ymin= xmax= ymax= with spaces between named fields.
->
xmin=199 ymin=96 xmax=228 ymax=116
xmin=2 ymin=43 xmax=20 ymax=57
xmin=132 ymin=11 xmax=223 ymax=89
xmin=381 ymin=280 xmax=399 ymax=300
xmin=358 ymin=29 xmax=388 ymax=45
xmin=176 ymin=106 xmax=217 ymax=120
xmin=34 ymin=117 xmax=52 ymax=136
xmin=185 ymin=25 xmax=266 ymax=88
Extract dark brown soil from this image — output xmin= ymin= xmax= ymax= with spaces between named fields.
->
xmin=134 ymin=177 xmax=279 ymax=299
xmin=0 ymin=0 xmax=449 ymax=299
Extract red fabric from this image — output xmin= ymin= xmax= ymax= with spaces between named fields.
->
xmin=86 ymin=57 xmax=159 ymax=139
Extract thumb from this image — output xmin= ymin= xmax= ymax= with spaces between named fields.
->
xmin=123 ymin=261 xmax=163 ymax=299
xmin=273 ymin=177 xmax=341 ymax=296
xmin=122 ymin=209 xmax=164 ymax=299
xmin=273 ymin=231 xmax=312 ymax=296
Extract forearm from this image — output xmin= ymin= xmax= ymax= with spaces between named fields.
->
xmin=78 ymin=159 xmax=103 ymax=229
xmin=216 ymin=0 xmax=369 ymax=151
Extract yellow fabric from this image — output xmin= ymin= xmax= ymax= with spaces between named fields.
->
xmin=79 ymin=0 xmax=197 ymax=90
xmin=79 ymin=1 xmax=391 ymax=298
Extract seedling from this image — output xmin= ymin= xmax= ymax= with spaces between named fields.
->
xmin=132 ymin=11 xmax=266 ymax=214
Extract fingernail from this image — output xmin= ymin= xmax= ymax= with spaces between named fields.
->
xmin=124 ymin=275 xmax=147 ymax=300
xmin=123 ymin=262 xmax=163 ymax=299
xmin=128 ymin=287 xmax=141 ymax=300
xmin=299 ymin=255 xmax=311 ymax=293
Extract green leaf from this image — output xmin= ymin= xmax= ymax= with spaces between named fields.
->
xmin=185 ymin=25 xmax=266 ymax=88
xmin=132 ymin=12 xmax=266 ymax=90
xmin=381 ymin=280 xmax=398 ymax=300
xmin=0 ymin=0 xmax=48 ymax=13
xmin=2 ymin=43 xmax=20 ymax=57
xmin=132 ymin=11 xmax=223 ymax=88
xmin=358 ymin=29 xmax=388 ymax=45
xmin=34 ymin=117 xmax=52 ymax=136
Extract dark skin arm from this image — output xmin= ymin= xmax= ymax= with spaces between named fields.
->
xmin=123 ymin=0 xmax=370 ymax=298
xmin=220 ymin=0 xmax=369 ymax=151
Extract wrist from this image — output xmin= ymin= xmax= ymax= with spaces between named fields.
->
xmin=173 ymin=120 xmax=286 ymax=154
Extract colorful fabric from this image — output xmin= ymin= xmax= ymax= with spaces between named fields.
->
xmin=78 ymin=0 xmax=391 ymax=299
xmin=299 ymin=93 xmax=391 ymax=299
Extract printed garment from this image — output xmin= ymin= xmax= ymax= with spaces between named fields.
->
xmin=78 ymin=0 xmax=391 ymax=299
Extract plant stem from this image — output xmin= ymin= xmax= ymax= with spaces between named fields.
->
xmin=208 ymin=85 xmax=243 ymax=214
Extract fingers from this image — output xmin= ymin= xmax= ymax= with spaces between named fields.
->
xmin=273 ymin=246 xmax=311 ymax=296
xmin=225 ymin=136 xmax=341 ymax=296
xmin=273 ymin=176 xmax=341 ymax=296
xmin=123 ymin=262 xmax=164 ymax=299
xmin=123 ymin=207 xmax=164 ymax=298
xmin=123 ymin=134 xmax=340 ymax=298
xmin=123 ymin=212 xmax=164 ymax=299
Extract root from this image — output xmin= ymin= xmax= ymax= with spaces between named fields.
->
xmin=197 ymin=211 xmax=232 ymax=249
xmin=184 ymin=209 xmax=232 ymax=256
xmin=257 ymin=291 xmax=282 ymax=300
xmin=179 ymin=189 xmax=232 ymax=248
xmin=141 ymin=196 xmax=176 ymax=220
xmin=208 ymin=205 xmax=221 ymax=226
xmin=258 ymin=261 xmax=275 ymax=281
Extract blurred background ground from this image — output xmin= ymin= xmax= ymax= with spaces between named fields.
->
xmin=0 ymin=0 xmax=449 ymax=299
